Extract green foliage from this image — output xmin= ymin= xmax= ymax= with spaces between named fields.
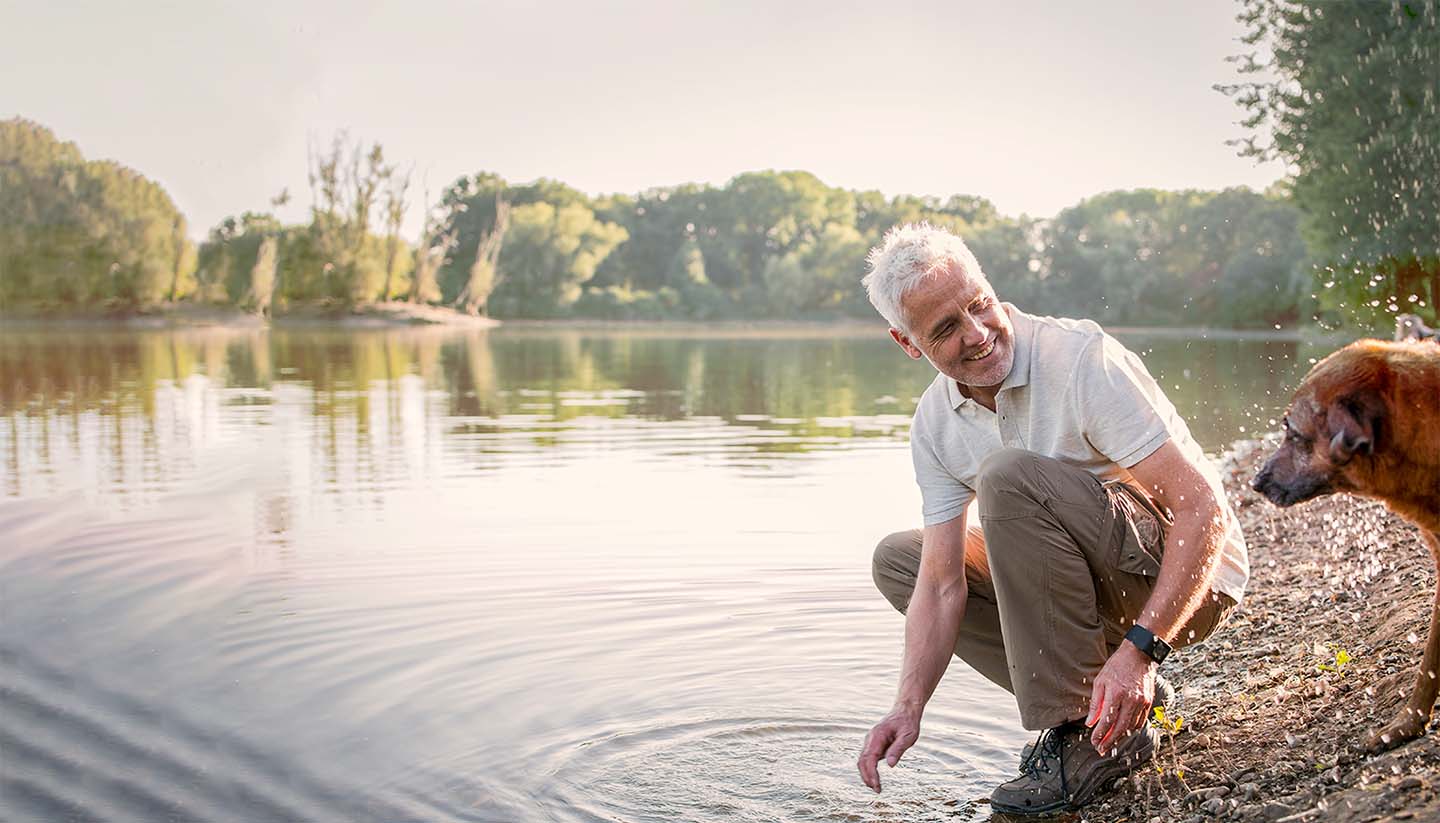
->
xmin=489 ymin=201 xmax=628 ymax=316
xmin=1223 ymin=0 xmax=1440 ymax=326
xmin=1037 ymin=188 xmax=1312 ymax=328
xmin=1316 ymin=646 xmax=1353 ymax=676
xmin=195 ymin=212 xmax=282 ymax=304
xmin=0 ymin=117 xmax=196 ymax=310
xmin=7 ymin=119 xmax=1328 ymax=328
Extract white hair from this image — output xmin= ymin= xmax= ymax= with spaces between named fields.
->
xmin=862 ymin=222 xmax=985 ymax=331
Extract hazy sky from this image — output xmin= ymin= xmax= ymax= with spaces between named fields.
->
xmin=4 ymin=0 xmax=1286 ymax=238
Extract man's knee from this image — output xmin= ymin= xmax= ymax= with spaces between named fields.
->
xmin=975 ymin=448 xmax=1042 ymax=517
xmin=872 ymin=530 xmax=921 ymax=612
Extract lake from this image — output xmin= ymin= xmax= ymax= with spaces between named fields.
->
xmin=0 ymin=323 xmax=1331 ymax=822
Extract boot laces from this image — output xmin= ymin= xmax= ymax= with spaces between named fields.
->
xmin=1019 ymin=722 xmax=1076 ymax=799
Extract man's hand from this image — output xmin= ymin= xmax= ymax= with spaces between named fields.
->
xmin=1085 ymin=641 xmax=1156 ymax=754
xmin=856 ymin=704 xmax=921 ymax=793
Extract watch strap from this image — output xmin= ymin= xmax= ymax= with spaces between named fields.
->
xmin=1124 ymin=623 xmax=1171 ymax=665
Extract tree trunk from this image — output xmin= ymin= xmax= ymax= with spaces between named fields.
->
xmin=382 ymin=235 xmax=398 ymax=301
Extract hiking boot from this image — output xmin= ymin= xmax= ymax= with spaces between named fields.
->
xmin=991 ymin=721 xmax=1158 ymax=815
xmin=1016 ymin=674 xmax=1175 ymax=767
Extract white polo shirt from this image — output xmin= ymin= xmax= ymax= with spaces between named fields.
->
xmin=909 ymin=306 xmax=1249 ymax=602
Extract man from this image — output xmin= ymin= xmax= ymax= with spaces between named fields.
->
xmin=854 ymin=223 xmax=1249 ymax=815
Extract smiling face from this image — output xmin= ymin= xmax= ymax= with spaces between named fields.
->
xmin=887 ymin=261 xmax=1015 ymax=391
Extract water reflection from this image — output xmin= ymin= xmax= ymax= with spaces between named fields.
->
xmin=2 ymin=327 xmax=1326 ymax=488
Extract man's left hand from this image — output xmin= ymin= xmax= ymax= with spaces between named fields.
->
xmin=1085 ymin=642 xmax=1156 ymax=754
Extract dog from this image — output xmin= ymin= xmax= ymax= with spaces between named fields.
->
xmin=1395 ymin=313 xmax=1440 ymax=343
xmin=1252 ymin=338 xmax=1440 ymax=752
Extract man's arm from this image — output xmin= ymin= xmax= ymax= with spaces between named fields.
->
xmin=857 ymin=511 xmax=971 ymax=793
xmin=1086 ymin=439 xmax=1227 ymax=752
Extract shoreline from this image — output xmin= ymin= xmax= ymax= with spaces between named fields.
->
xmin=1082 ymin=438 xmax=1440 ymax=822
xmin=0 ymin=308 xmax=1365 ymax=342
xmin=0 ymin=302 xmax=501 ymax=330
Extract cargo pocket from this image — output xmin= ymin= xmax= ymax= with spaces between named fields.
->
xmin=1104 ymin=481 xmax=1166 ymax=577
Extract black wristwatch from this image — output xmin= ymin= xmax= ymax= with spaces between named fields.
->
xmin=1124 ymin=624 xmax=1172 ymax=666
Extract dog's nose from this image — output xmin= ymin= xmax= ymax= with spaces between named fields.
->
xmin=1250 ymin=468 xmax=1269 ymax=493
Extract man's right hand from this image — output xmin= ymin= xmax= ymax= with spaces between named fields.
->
xmin=856 ymin=705 xmax=921 ymax=793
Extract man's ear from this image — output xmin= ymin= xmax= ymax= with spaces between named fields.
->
xmin=1326 ymin=393 xmax=1383 ymax=465
xmin=888 ymin=327 xmax=924 ymax=361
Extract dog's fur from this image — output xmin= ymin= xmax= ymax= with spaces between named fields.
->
xmin=1395 ymin=313 xmax=1440 ymax=343
xmin=1253 ymin=339 xmax=1440 ymax=752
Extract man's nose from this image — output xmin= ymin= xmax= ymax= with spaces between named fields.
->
xmin=959 ymin=315 xmax=987 ymax=347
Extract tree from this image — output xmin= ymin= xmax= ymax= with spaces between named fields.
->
xmin=381 ymin=169 xmax=411 ymax=301
xmin=195 ymin=212 xmax=283 ymax=307
xmin=409 ymin=184 xmax=452 ymax=305
xmin=455 ymin=194 xmax=511 ymax=315
xmin=1221 ymin=0 xmax=1440 ymax=325
xmin=489 ymin=201 xmax=629 ymax=316
xmin=300 ymin=133 xmax=403 ymax=303
xmin=0 ymin=118 xmax=197 ymax=310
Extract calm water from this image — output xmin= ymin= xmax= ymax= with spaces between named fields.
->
xmin=0 ymin=324 xmax=1326 ymax=822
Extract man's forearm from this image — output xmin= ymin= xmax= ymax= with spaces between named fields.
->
xmin=1136 ymin=498 xmax=1226 ymax=642
xmin=894 ymin=581 xmax=967 ymax=713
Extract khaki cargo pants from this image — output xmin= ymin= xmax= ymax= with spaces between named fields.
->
xmin=872 ymin=449 xmax=1235 ymax=731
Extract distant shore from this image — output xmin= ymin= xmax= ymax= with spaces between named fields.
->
xmin=0 ymin=305 xmax=1376 ymax=343
xmin=0 ymin=302 xmax=501 ymax=330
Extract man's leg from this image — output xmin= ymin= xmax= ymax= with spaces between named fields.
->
xmin=975 ymin=448 xmax=1227 ymax=730
xmin=975 ymin=448 xmax=1232 ymax=814
xmin=871 ymin=520 xmax=1013 ymax=693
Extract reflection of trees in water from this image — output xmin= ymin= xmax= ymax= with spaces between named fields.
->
xmin=0 ymin=328 xmax=1344 ymax=511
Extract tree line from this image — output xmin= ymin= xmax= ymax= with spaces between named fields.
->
xmin=2 ymin=1 xmax=1434 ymax=330
xmin=0 ymin=117 xmax=1319 ymax=329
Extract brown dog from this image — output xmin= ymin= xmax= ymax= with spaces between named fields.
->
xmin=1252 ymin=338 xmax=1440 ymax=752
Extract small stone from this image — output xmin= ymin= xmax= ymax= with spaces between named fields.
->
xmin=1200 ymin=797 xmax=1226 ymax=816
xmin=1262 ymin=802 xmax=1295 ymax=821
xmin=1395 ymin=775 xmax=1423 ymax=790
xmin=1238 ymin=781 xmax=1261 ymax=800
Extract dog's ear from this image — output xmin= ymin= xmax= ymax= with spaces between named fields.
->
xmin=1326 ymin=392 xmax=1384 ymax=465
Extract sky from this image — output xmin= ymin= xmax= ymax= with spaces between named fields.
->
xmin=3 ymin=0 xmax=1286 ymax=239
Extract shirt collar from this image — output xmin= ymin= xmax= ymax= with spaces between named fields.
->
xmin=946 ymin=305 xmax=1033 ymax=410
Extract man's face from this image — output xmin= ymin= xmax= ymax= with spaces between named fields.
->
xmin=889 ymin=262 xmax=1015 ymax=389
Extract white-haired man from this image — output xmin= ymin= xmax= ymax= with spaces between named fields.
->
xmin=854 ymin=223 xmax=1248 ymax=814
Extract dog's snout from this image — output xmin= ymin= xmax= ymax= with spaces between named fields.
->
xmin=1251 ymin=466 xmax=1270 ymax=493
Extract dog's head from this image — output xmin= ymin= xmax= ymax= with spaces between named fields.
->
xmin=1252 ymin=344 xmax=1390 ymax=507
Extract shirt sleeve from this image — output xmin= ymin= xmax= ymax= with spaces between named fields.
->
xmin=911 ymin=428 xmax=974 ymax=526
xmin=1072 ymin=334 xmax=1173 ymax=469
